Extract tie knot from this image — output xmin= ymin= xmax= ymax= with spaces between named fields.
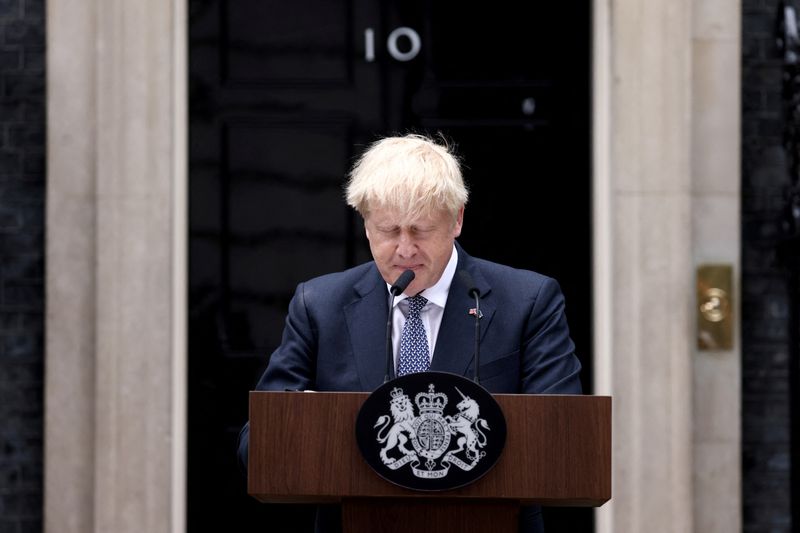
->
xmin=406 ymin=294 xmax=428 ymax=316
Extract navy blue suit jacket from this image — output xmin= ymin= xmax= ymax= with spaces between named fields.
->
xmin=238 ymin=244 xmax=582 ymax=531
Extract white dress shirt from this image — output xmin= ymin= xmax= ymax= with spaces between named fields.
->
xmin=388 ymin=244 xmax=458 ymax=368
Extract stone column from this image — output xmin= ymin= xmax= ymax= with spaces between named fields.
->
xmin=594 ymin=0 xmax=742 ymax=531
xmin=594 ymin=0 xmax=695 ymax=531
xmin=45 ymin=0 xmax=187 ymax=531
xmin=690 ymin=0 xmax=742 ymax=530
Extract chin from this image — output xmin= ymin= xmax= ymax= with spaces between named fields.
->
xmin=407 ymin=281 xmax=428 ymax=296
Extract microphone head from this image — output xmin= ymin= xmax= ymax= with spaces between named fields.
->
xmin=457 ymin=269 xmax=480 ymax=298
xmin=390 ymin=269 xmax=415 ymax=295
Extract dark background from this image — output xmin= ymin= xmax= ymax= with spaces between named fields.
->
xmin=188 ymin=0 xmax=593 ymax=531
xmin=0 ymin=0 xmax=45 ymax=531
xmin=742 ymin=0 xmax=798 ymax=529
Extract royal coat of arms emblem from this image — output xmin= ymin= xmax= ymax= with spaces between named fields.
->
xmin=374 ymin=384 xmax=491 ymax=479
xmin=356 ymin=371 xmax=506 ymax=491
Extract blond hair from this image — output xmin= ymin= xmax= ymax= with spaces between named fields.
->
xmin=345 ymin=134 xmax=468 ymax=220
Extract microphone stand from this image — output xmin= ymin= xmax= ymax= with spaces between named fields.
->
xmin=470 ymin=288 xmax=482 ymax=383
xmin=458 ymin=269 xmax=483 ymax=384
xmin=384 ymin=270 xmax=415 ymax=383
xmin=385 ymin=290 xmax=399 ymax=383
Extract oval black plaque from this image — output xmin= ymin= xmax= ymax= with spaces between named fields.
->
xmin=355 ymin=371 xmax=507 ymax=491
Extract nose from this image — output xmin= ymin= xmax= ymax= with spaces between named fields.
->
xmin=396 ymin=230 xmax=417 ymax=258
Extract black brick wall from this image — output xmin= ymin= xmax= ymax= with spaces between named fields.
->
xmin=742 ymin=0 xmax=794 ymax=531
xmin=0 ymin=0 xmax=45 ymax=532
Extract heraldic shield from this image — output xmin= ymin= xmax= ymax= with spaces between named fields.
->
xmin=355 ymin=371 xmax=507 ymax=491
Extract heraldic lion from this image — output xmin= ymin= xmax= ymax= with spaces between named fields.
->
xmin=374 ymin=388 xmax=416 ymax=464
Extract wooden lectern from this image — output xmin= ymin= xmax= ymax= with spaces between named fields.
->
xmin=248 ymin=391 xmax=610 ymax=533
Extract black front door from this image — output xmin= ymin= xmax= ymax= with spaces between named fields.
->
xmin=189 ymin=1 xmax=591 ymax=531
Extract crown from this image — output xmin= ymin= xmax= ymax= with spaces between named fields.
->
xmin=415 ymin=384 xmax=448 ymax=414
xmin=390 ymin=387 xmax=405 ymax=399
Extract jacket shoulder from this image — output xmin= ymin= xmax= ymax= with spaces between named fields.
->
xmin=471 ymin=256 xmax=556 ymax=291
xmin=299 ymin=261 xmax=380 ymax=304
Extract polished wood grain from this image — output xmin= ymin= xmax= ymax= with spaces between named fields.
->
xmin=248 ymin=391 xmax=610 ymax=506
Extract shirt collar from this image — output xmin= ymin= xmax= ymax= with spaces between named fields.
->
xmin=389 ymin=244 xmax=458 ymax=309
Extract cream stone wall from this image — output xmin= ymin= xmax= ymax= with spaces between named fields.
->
xmin=593 ymin=0 xmax=741 ymax=532
xmin=45 ymin=0 xmax=187 ymax=532
xmin=593 ymin=3 xmax=694 ymax=532
xmin=690 ymin=0 xmax=742 ymax=530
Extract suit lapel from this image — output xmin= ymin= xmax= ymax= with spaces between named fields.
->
xmin=343 ymin=267 xmax=389 ymax=391
xmin=344 ymin=247 xmax=496 ymax=386
xmin=430 ymin=248 xmax=495 ymax=376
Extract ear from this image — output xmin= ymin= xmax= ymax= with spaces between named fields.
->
xmin=452 ymin=207 xmax=464 ymax=238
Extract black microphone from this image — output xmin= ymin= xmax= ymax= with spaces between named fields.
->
xmin=384 ymin=270 xmax=415 ymax=382
xmin=458 ymin=270 xmax=482 ymax=384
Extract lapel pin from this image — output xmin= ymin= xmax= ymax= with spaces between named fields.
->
xmin=468 ymin=308 xmax=483 ymax=319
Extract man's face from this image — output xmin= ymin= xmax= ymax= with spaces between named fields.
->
xmin=364 ymin=206 xmax=464 ymax=296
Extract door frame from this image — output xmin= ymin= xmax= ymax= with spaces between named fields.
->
xmin=44 ymin=0 xmax=742 ymax=532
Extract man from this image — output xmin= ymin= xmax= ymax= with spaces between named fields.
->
xmin=238 ymin=133 xmax=583 ymax=532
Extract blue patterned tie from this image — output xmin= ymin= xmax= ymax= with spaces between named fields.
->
xmin=397 ymin=295 xmax=430 ymax=376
